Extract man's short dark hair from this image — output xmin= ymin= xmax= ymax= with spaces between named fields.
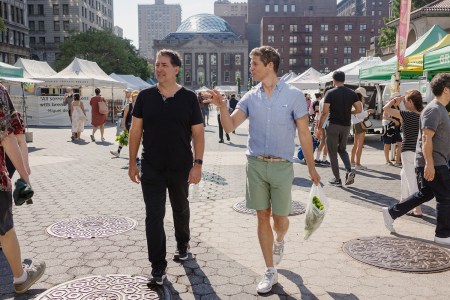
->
xmin=95 ymin=88 xmax=100 ymax=94
xmin=430 ymin=73 xmax=450 ymax=97
xmin=156 ymin=49 xmax=182 ymax=68
xmin=249 ymin=46 xmax=280 ymax=73
xmin=332 ymin=71 xmax=345 ymax=82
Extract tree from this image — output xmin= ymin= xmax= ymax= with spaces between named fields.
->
xmin=236 ymin=76 xmax=241 ymax=94
xmin=0 ymin=18 xmax=5 ymax=32
xmin=55 ymin=29 xmax=150 ymax=80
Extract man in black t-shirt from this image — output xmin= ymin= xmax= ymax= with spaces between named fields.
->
xmin=316 ymin=71 xmax=361 ymax=187
xmin=128 ymin=49 xmax=205 ymax=286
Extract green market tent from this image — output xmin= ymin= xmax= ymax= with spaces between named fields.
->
xmin=423 ymin=44 xmax=450 ymax=73
xmin=0 ymin=61 xmax=23 ymax=78
xmin=359 ymin=25 xmax=448 ymax=81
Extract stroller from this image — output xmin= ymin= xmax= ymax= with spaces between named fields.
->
xmin=297 ymin=136 xmax=320 ymax=161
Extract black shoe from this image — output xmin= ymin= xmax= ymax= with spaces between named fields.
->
xmin=174 ymin=245 xmax=190 ymax=261
xmin=148 ymin=268 xmax=166 ymax=286
xmin=219 ymin=140 xmax=224 ymax=143
xmin=90 ymin=135 xmax=95 ymax=142
xmin=226 ymin=134 xmax=230 ymax=141
xmin=345 ymin=171 xmax=355 ymax=185
xmin=328 ymin=178 xmax=342 ymax=187
xmin=314 ymin=159 xmax=322 ymax=166
xmin=321 ymin=160 xmax=331 ymax=166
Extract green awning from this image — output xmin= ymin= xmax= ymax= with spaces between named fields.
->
xmin=423 ymin=44 xmax=450 ymax=73
xmin=0 ymin=62 xmax=23 ymax=78
xmin=360 ymin=25 xmax=448 ymax=81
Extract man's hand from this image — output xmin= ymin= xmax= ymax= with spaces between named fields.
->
xmin=424 ymin=163 xmax=435 ymax=181
xmin=315 ymin=128 xmax=323 ymax=140
xmin=203 ymin=90 xmax=226 ymax=108
xmin=309 ymin=168 xmax=321 ymax=186
xmin=128 ymin=163 xmax=141 ymax=183
xmin=188 ymin=164 xmax=202 ymax=184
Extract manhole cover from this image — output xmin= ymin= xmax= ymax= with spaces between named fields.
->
xmin=35 ymin=275 xmax=163 ymax=299
xmin=47 ymin=216 xmax=137 ymax=239
xmin=232 ymin=200 xmax=305 ymax=216
xmin=343 ymin=236 xmax=450 ymax=273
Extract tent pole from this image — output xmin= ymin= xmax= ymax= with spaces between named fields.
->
xmin=21 ymin=82 xmax=28 ymax=132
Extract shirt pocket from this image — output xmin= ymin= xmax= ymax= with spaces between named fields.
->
xmin=275 ymin=105 xmax=291 ymax=125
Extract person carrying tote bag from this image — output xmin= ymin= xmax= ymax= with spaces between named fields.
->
xmin=90 ymin=88 xmax=107 ymax=142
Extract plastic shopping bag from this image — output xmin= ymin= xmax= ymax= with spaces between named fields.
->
xmin=304 ymin=184 xmax=329 ymax=240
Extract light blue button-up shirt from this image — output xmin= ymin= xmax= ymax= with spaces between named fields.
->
xmin=236 ymin=80 xmax=308 ymax=162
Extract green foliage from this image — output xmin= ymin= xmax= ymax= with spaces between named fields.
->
xmin=247 ymin=77 xmax=253 ymax=90
xmin=55 ymin=29 xmax=150 ymax=80
xmin=236 ymin=77 xmax=241 ymax=94
xmin=116 ymin=130 xmax=129 ymax=146
xmin=0 ymin=18 xmax=5 ymax=32
xmin=212 ymin=81 xmax=216 ymax=89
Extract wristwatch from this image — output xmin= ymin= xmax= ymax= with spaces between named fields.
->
xmin=194 ymin=159 xmax=203 ymax=165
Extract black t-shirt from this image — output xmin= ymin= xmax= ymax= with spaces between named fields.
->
xmin=324 ymin=86 xmax=359 ymax=126
xmin=229 ymin=97 xmax=238 ymax=112
xmin=133 ymin=86 xmax=203 ymax=171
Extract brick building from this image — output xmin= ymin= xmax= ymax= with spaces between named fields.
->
xmin=261 ymin=16 xmax=372 ymax=75
xmin=0 ymin=0 xmax=29 ymax=64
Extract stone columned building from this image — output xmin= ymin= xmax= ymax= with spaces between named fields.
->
xmin=153 ymin=14 xmax=248 ymax=90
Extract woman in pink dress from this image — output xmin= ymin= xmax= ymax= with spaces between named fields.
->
xmin=89 ymin=88 xmax=107 ymax=142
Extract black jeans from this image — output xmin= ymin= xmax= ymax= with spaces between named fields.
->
xmin=140 ymin=160 xmax=191 ymax=271
xmin=389 ymin=166 xmax=450 ymax=238
xmin=217 ymin=114 xmax=229 ymax=141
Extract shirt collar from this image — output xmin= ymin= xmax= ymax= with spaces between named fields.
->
xmin=257 ymin=80 xmax=284 ymax=93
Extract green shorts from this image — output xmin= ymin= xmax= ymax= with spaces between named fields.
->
xmin=246 ymin=156 xmax=294 ymax=216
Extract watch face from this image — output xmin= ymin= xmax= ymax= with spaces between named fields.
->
xmin=195 ymin=159 xmax=203 ymax=165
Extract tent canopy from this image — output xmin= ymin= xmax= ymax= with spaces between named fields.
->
xmin=360 ymin=25 xmax=448 ymax=81
xmin=288 ymin=67 xmax=323 ymax=89
xmin=402 ymin=34 xmax=450 ymax=72
xmin=14 ymin=58 xmax=56 ymax=78
xmin=424 ymin=44 xmax=450 ymax=73
xmin=321 ymin=57 xmax=382 ymax=84
xmin=0 ymin=62 xmax=23 ymax=78
xmin=195 ymin=86 xmax=210 ymax=93
xmin=40 ymin=57 xmax=126 ymax=88
xmin=280 ymin=71 xmax=297 ymax=82
xmin=110 ymin=73 xmax=151 ymax=90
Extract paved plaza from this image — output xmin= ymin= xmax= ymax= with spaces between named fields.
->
xmin=1 ymin=110 xmax=450 ymax=299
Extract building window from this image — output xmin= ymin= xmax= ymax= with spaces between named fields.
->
xmin=334 ymin=36 xmax=338 ymax=42
xmin=268 ymin=24 xmax=274 ymax=31
xmin=38 ymin=21 xmax=45 ymax=31
xmin=304 ymin=58 xmax=312 ymax=66
xmin=185 ymin=70 xmax=191 ymax=82
xmin=210 ymin=71 xmax=216 ymax=84
xmin=289 ymin=36 xmax=297 ymax=43
xmin=289 ymin=58 xmax=297 ymax=66
xmin=344 ymin=35 xmax=352 ymax=42
xmin=360 ymin=35 xmax=366 ymax=42
xmin=53 ymin=4 xmax=59 ymax=15
xmin=359 ymin=47 xmax=366 ymax=55
xmin=335 ymin=25 xmax=339 ymax=31
xmin=291 ymin=4 xmax=296 ymax=12
xmin=30 ymin=37 xmax=36 ymax=44
xmin=305 ymin=24 xmax=312 ymax=32
xmin=210 ymin=54 xmax=216 ymax=66
xmin=197 ymin=70 xmax=204 ymax=85
xmin=39 ymin=37 xmax=45 ymax=44
xmin=274 ymin=5 xmax=278 ymax=12
xmin=334 ymin=58 xmax=338 ymax=65
xmin=224 ymin=54 xmax=230 ymax=65
xmin=54 ymin=21 xmax=60 ymax=31
xmin=265 ymin=5 xmax=270 ymax=12
xmin=320 ymin=35 xmax=328 ymax=42
xmin=63 ymin=21 xmax=69 ymax=31
xmin=63 ymin=4 xmax=69 ymax=15
xmin=345 ymin=24 xmax=353 ymax=31
xmin=29 ymin=21 xmax=35 ymax=31
xmin=224 ymin=71 xmax=230 ymax=82
xmin=304 ymin=47 xmax=312 ymax=55
xmin=235 ymin=71 xmax=241 ymax=80
xmin=305 ymin=36 xmax=312 ymax=43
xmin=283 ymin=5 xmax=288 ymax=13
xmin=320 ymin=58 xmax=328 ymax=65
xmin=344 ymin=47 xmax=352 ymax=54
xmin=235 ymin=54 xmax=241 ymax=65
xmin=28 ymin=5 xmax=34 ymax=15
xmin=198 ymin=54 xmax=204 ymax=65
xmin=54 ymin=36 xmax=60 ymax=43
xmin=320 ymin=47 xmax=328 ymax=54
xmin=321 ymin=24 xmax=328 ymax=31
xmin=281 ymin=36 xmax=284 ymax=42
xmin=290 ymin=25 xmax=297 ymax=32
xmin=371 ymin=11 xmax=375 ymax=16
xmin=360 ymin=24 xmax=367 ymax=31
xmin=344 ymin=58 xmax=352 ymax=64
xmin=185 ymin=54 xmax=191 ymax=65
xmin=289 ymin=47 xmax=298 ymax=54
xmin=268 ymin=36 xmax=274 ymax=43
xmin=281 ymin=24 xmax=285 ymax=31
xmin=334 ymin=47 xmax=338 ymax=54
xmin=38 ymin=5 xmax=44 ymax=15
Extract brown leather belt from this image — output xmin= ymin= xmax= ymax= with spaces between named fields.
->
xmin=255 ymin=155 xmax=288 ymax=162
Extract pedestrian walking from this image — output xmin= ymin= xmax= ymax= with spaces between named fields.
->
xmin=111 ymin=90 xmax=138 ymax=157
xmin=70 ymin=93 xmax=87 ymax=141
xmin=128 ymin=49 xmax=204 ymax=285
xmin=89 ymin=88 xmax=107 ymax=142
xmin=314 ymin=88 xmax=332 ymax=166
xmin=316 ymin=71 xmax=362 ymax=187
xmin=382 ymin=93 xmax=403 ymax=166
xmin=383 ymin=89 xmax=423 ymax=217
xmin=63 ymin=87 xmax=75 ymax=140
xmin=217 ymin=94 xmax=230 ymax=143
xmin=0 ymin=83 xmax=46 ymax=294
xmin=350 ymin=87 xmax=375 ymax=170
xmin=205 ymin=46 xmax=320 ymax=294
xmin=382 ymin=73 xmax=450 ymax=245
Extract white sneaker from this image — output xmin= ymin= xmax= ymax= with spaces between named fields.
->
xmin=434 ymin=236 xmax=450 ymax=246
xmin=273 ymin=240 xmax=285 ymax=265
xmin=382 ymin=207 xmax=396 ymax=233
xmin=256 ymin=269 xmax=278 ymax=294
xmin=110 ymin=150 xmax=120 ymax=158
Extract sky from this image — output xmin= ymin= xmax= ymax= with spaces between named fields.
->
xmin=114 ymin=0 xmax=215 ymax=49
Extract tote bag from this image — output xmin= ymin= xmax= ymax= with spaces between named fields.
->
xmin=98 ymin=100 xmax=108 ymax=115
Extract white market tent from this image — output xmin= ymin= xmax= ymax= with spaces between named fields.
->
xmin=320 ymin=57 xmax=382 ymax=84
xmin=280 ymin=71 xmax=297 ymax=82
xmin=39 ymin=57 xmax=126 ymax=89
xmin=110 ymin=73 xmax=152 ymax=90
xmin=14 ymin=58 xmax=57 ymax=78
xmin=215 ymin=85 xmax=238 ymax=95
xmin=195 ymin=86 xmax=210 ymax=93
xmin=287 ymin=67 xmax=324 ymax=89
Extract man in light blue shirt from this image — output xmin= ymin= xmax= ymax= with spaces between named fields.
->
xmin=205 ymin=46 xmax=320 ymax=294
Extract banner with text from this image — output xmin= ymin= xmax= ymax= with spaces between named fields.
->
xmin=397 ymin=0 xmax=412 ymax=65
